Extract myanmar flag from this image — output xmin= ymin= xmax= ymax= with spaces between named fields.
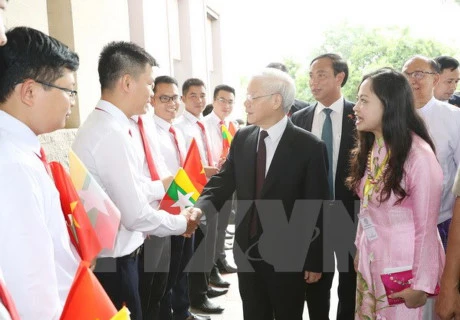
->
xmin=183 ymin=138 xmax=207 ymax=193
xmin=159 ymin=168 xmax=201 ymax=215
xmin=69 ymin=150 xmax=121 ymax=254
xmin=221 ymin=123 xmax=233 ymax=159
xmin=50 ymin=161 xmax=102 ymax=262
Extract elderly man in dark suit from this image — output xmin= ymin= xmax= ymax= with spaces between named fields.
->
xmin=291 ymin=53 xmax=358 ymax=320
xmin=195 ymin=68 xmax=329 ymax=320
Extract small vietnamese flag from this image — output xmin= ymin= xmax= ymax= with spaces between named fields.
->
xmin=60 ymin=261 xmax=118 ymax=320
xmin=50 ymin=161 xmax=102 ymax=262
xmin=183 ymin=138 xmax=207 ymax=193
xmin=159 ymin=168 xmax=201 ymax=215
xmin=228 ymin=121 xmax=237 ymax=136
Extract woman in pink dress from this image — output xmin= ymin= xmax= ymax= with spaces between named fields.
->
xmin=347 ymin=68 xmax=445 ymax=319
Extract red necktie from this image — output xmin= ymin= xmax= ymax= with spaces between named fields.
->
xmin=0 ymin=278 xmax=20 ymax=320
xmin=250 ymin=130 xmax=268 ymax=238
xmin=169 ymin=126 xmax=184 ymax=166
xmin=39 ymin=147 xmax=52 ymax=176
xmin=137 ymin=117 xmax=160 ymax=181
xmin=196 ymin=121 xmax=214 ymax=166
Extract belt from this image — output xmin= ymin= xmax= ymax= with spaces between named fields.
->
xmin=120 ymin=245 xmax=143 ymax=260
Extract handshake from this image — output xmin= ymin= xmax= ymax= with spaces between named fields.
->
xmin=180 ymin=207 xmax=202 ymax=237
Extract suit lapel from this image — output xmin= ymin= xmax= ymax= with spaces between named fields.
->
xmin=304 ymin=103 xmax=316 ymax=131
xmin=337 ymin=101 xmax=355 ymax=172
xmin=243 ymin=127 xmax=259 ymax=198
xmin=260 ymin=121 xmax=295 ymax=196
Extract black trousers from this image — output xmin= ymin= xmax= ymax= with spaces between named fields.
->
xmin=94 ymin=249 xmax=143 ymax=320
xmin=305 ymin=256 xmax=356 ymax=320
xmin=237 ymin=261 xmax=306 ymax=320
xmin=138 ymin=237 xmax=170 ymax=320
xmin=159 ymin=235 xmax=194 ymax=320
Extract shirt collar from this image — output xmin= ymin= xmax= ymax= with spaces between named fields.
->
xmin=209 ymin=111 xmax=225 ymax=125
xmin=316 ymin=96 xmax=344 ymax=116
xmin=418 ymin=96 xmax=437 ymax=114
xmin=261 ymin=115 xmax=288 ymax=143
xmin=153 ymin=114 xmax=172 ymax=131
xmin=0 ymin=110 xmax=41 ymax=156
xmin=97 ymin=100 xmax=132 ymax=131
xmin=184 ymin=110 xmax=202 ymax=124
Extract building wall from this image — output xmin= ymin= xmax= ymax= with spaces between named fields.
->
xmin=5 ymin=0 xmax=225 ymax=126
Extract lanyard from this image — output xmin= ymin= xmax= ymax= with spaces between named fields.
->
xmin=362 ymin=149 xmax=389 ymax=208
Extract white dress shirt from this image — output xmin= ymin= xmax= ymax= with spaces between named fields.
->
xmin=0 ymin=111 xmax=79 ymax=320
xmin=129 ymin=114 xmax=171 ymax=208
xmin=203 ymin=111 xmax=229 ymax=165
xmin=175 ymin=110 xmax=212 ymax=166
xmin=311 ymin=97 xmax=344 ymax=193
xmin=153 ymin=114 xmax=187 ymax=176
xmin=260 ymin=116 xmax=288 ymax=176
xmin=418 ymin=97 xmax=460 ymax=223
xmin=72 ymin=100 xmax=187 ymax=258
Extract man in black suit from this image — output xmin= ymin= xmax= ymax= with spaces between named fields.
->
xmin=291 ymin=53 xmax=358 ymax=320
xmin=195 ymin=68 xmax=329 ymax=320
xmin=266 ymin=62 xmax=310 ymax=116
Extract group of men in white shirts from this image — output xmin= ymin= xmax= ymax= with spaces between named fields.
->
xmin=0 ymin=19 xmax=237 ymax=320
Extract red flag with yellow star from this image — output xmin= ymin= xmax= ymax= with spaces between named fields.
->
xmin=50 ymin=162 xmax=102 ymax=262
xmin=183 ymin=138 xmax=207 ymax=193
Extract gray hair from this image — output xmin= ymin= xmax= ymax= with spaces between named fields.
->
xmin=251 ymin=68 xmax=296 ymax=114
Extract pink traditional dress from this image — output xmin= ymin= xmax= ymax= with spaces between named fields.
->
xmin=355 ymin=134 xmax=445 ymax=319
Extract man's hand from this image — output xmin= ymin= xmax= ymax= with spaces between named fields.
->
xmin=217 ymin=157 xmax=226 ymax=170
xmin=204 ymin=166 xmax=218 ymax=178
xmin=180 ymin=207 xmax=202 ymax=237
xmin=389 ymin=288 xmax=427 ymax=308
xmin=436 ymin=284 xmax=460 ymax=320
xmin=304 ymin=271 xmax=322 ymax=284
xmin=161 ymin=176 xmax=174 ymax=191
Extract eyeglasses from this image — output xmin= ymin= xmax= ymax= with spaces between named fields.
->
xmin=404 ymin=71 xmax=437 ymax=81
xmin=158 ymin=95 xmax=180 ymax=103
xmin=36 ymin=80 xmax=78 ymax=101
xmin=246 ymin=93 xmax=277 ymax=102
xmin=216 ymin=97 xmax=234 ymax=105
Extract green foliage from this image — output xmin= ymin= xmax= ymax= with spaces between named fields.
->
xmin=287 ymin=23 xmax=458 ymax=103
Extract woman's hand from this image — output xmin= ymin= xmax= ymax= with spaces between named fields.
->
xmin=389 ymin=288 xmax=427 ymax=308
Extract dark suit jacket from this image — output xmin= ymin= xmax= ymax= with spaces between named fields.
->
xmin=196 ymin=119 xmax=329 ymax=273
xmin=289 ymin=98 xmax=310 ymax=115
xmin=448 ymin=94 xmax=460 ymax=108
xmin=291 ymin=100 xmax=358 ymax=216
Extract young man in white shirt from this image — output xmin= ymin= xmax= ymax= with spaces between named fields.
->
xmin=203 ymin=85 xmax=238 ymax=284
xmin=72 ymin=42 xmax=201 ymax=320
xmin=152 ymin=75 xmax=209 ymax=320
xmin=175 ymin=79 xmax=226 ymax=314
xmin=0 ymin=27 xmax=80 ymax=320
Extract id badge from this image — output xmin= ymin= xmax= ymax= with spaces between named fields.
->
xmin=358 ymin=209 xmax=378 ymax=241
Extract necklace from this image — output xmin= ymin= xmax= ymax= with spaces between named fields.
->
xmin=366 ymin=149 xmax=388 ymax=185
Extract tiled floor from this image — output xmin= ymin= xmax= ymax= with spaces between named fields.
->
xmin=191 ymin=227 xmax=339 ymax=320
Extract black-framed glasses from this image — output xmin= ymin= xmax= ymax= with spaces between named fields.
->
xmin=246 ymin=93 xmax=277 ymax=102
xmin=36 ymin=80 xmax=78 ymax=100
xmin=216 ymin=97 xmax=234 ymax=105
xmin=158 ymin=95 xmax=180 ymax=103
xmin=404 ymin=71 xmax=437 ymax=81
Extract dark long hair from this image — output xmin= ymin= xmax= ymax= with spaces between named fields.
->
xmin=346 ymin=68 xmax=435 ymax=204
